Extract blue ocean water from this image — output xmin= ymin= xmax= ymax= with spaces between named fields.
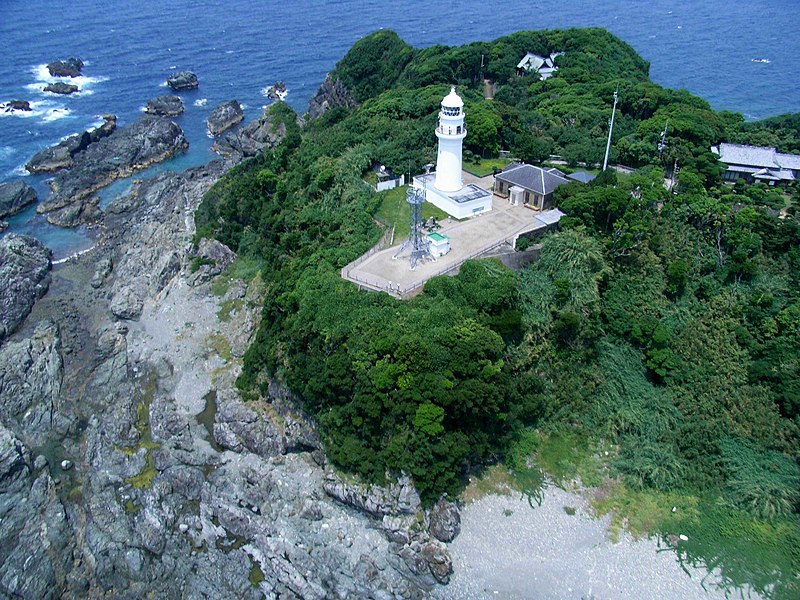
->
xmin=1 ymin=0 xmax=798 ymax=258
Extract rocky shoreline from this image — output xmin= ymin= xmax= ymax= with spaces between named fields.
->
xmin=0 ymin=95 xmax=458 ymax=596
xmin=0 ymin=73 xmax=740 ymax=599
xmin=36 ymin=115 xmax=188 ymax=227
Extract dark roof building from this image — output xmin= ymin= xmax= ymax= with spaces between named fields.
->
xmin=494 ymin=163 xmax=571 ymax=210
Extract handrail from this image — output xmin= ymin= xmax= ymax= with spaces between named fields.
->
xmin=343 ymin=210 xmax=553 ymax=299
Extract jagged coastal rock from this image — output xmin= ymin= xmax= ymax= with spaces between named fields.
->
xmin=26 ymin=115 xmax=117 ymax=174
xmin=47 ymin=57 xmax=84 ymax=77
xmin=0 ymin=179 xmax=37 ymax=219
xmin=307 ymin=74 xmax=358 ymax=120
xmin=166 ymin=71 xmax=199 ymax=90
xmin=0 ymin=71 xmax=468 ymax=596
xmin=265 ymin=81 xmax=287 ymax=99
xmin=1 ymin=100 xmax=32 ymax=113
xmin=428 ymin=497 xmax=461 ymax=543
xmin=44 ymin=82 xmax=79 ymax=95
xmin=0 ymin=322 xmax=63 ymax=447
xmin=207 ymin=99 xmax=244 ymax=136
xmin=0 ymin=422 xmax=70 ymax=600
xmin=212 ymin=105 xmax=289 ymax=161
xmin=0 ymin=149 xmax=458 ymax=596
xmin=37 ymin=115 xmax=188 ymax=226
xmin=0 ymin=234 xmax=51 ymax=343
xmin=144 ymin=94 xmax=184 ymax=117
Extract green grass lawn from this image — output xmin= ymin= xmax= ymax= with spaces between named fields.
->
xmin=373 ymin=185 xmax=451 ymax=241
xmin=463 ymin=157 xmax=512 ymax=177
xmin=541 ymin=162 xmax=601 ymax=176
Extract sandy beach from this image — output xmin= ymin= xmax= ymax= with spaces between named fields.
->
xmin=434 ymin=486 xmax=759 ymax=600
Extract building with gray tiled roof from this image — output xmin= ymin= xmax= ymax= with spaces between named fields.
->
xmin=516 ymin=52 xmax=563 ymax=79
xmin=566 ymin=170 xmax=597 ymax=184
xmin=494 ymin=163 xmax=572 ymax=210
xmin=711 ymin=143 xmax=800 ymax=185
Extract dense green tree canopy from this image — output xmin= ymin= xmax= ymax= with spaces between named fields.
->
xmin=196 ymin=28 xmax=800 ymax=597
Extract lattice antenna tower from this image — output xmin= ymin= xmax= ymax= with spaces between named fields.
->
xmin=393 ymin=167 xmax=433 ymax=270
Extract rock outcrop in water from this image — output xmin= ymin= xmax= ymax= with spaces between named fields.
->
xmin=144 ymin=94 xmax=184 ymax=117
xmin=207 ymin=99 xmax=244 ymax=136
xmin=0 ymin=179 xmax=37 ymax=218
xmin=212 ymin=105 xmax=288 ymax=161
xmin=2 ymin=99 xmax=32 ymax=112
xmin=265 ymin=81 xmax=287 ymax=99
xmin=44 ymin=82 xmax=79 ymax=95
xmin=167 ymin=71 xmax=199 ymax=90
xmin=0 ymin=234 xmax=51 ymax=343
xmin=47 ymin=57 xmax=84 ymax=77
xmin=307 ymin=74 xmax=358 ymax=120
xmin=37 ymin=115 xmax=188 ymax=226
xmin=26 ymin=115 xmax=117 ymax=174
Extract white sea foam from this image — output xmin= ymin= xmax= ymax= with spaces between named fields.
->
xmin=53 ymin=245 xmax=95 ymax=265
xmin=31 ymin=64 xmax=109 ymax=88
xmin=194 ymin=98 xmax=208 ymax=107
xmin=12 ymin=164 xmax=30 ymax=177
xmin=86 ymin=116 xmax=107 ymax=129
xmin=0 ymin=146 xmax=15 ymax=160
xmin=0 ymin=99 xmax=69 ymax=121
xmin=42 ymin=107 xmax=73 ymax=122
xmin=0 ymin=106 xmax=37 ymax=118
xmin=260 ymin=86 xmax=289 ymax=101
xmin=240 ymin=103 xmax=248 ymax=110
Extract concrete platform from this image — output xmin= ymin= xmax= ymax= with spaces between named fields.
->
xmin=343 ymin=190 xmax=558 ymax=298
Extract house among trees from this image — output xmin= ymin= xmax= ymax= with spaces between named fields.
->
xmin=712 ymin=142 xmax=800 ymax=185
xmin=516 ymin=52 xmax=563 ymax=79
xmin=566 ymin=170 xmax=596 ymax=184
xmin=494 ymin=163 xmax=572 ymax=210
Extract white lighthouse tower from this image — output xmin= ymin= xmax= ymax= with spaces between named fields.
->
xmin=413 ymin=86 xmax=492 ymax=219
xmin=434 ymin=87 xmax=467 ymax=192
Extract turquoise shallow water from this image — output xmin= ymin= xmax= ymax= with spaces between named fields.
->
xmin=1 ymin=0 xmax=798 ymax=258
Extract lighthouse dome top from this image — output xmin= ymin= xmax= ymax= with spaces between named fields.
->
xmin=441 ymin=86 xmax=464 ymax=108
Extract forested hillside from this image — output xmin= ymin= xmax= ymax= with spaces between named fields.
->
xmin=196 ymin=29 xmax=800 ymax=598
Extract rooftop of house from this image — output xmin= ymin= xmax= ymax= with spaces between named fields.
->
xmin=566 ymin=170 xmax=596 ymax=184
xmin=712 ymin=142 xmax=800 ymax=171
xmin=516 ymin=51 xmax=563 ymax=72
xmin=496 ymin=163 xmax=571 ymax=195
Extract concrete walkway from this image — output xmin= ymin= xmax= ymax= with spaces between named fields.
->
xmin=344 ymin=191 xmax=551 ymax=298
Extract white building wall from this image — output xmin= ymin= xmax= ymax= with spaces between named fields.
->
xmin=434 ymin=135 xmax=464 ymax=192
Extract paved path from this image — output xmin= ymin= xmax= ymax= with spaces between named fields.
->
xmin=344 ymin=192 xmax=548 ymax=298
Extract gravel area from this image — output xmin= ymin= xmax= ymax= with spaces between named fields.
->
xmin=127 ymin=277 xmax=227 ymax=415
xmin=434 ymin=487 xmax=761 ymax=600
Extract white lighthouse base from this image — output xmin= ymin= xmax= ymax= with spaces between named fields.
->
xmin=412 ymin=173 xmax=492 ymax=220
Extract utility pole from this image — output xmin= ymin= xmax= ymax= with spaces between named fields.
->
xmin=658 ymin=120 xmax=669 ymax=159
xmin=602 ymin=85 xmax=619 ymax=172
